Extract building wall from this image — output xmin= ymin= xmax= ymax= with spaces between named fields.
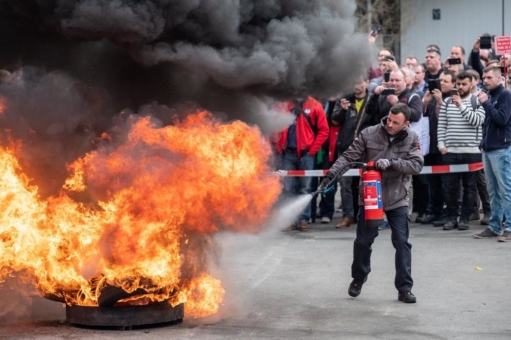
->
xmin=400 ymin=0 xmax=511 ymax=63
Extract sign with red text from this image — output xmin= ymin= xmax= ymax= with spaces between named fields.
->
xmin=495 ymin=36 xmax=511 ymax=55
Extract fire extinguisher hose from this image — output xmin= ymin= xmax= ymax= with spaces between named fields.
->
xmin=312 ymin=161 xmax=367 ymax=197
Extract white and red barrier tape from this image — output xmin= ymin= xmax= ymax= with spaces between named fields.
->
xmin=276 ymin=162 xmax=484 ymax=177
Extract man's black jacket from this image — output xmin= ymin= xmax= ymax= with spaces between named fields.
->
xmin=365 ymin=88 xmax=422 ymax=123
xmin=331 ymin=91 xmax=373 ymax=155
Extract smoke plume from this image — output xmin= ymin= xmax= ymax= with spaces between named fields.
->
xmin=1 ymin=0 xmax=374 ymax=100
xmin=0 ymin=0 xmax=375 ymax=195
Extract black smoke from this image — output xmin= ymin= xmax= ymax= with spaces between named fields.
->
xmin=0 ymin=0 xmax=375 ymax=195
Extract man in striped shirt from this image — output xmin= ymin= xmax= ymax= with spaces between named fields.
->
xmin=437 ymin=71 xmax=485 ymax=230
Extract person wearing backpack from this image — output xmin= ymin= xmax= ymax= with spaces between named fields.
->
xmin=437 ymin=71 xmax=485 ymax=230
xmin=275 ymin=96 xmax=330 ymax=231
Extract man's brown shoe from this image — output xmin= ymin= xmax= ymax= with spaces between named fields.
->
xmin=336 ymin=217 xmax=354 ymax=228
xmin=283 ymin=224 xmax=297 ymax=231
xmin=298 ymin=220 xmax=308 ymax=231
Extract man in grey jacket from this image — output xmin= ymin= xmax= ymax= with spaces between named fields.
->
xmin=320 ymin=103 xmax=424 ymax=303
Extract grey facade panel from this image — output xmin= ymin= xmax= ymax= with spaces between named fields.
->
xmin=401 ymin=0 xmax=510 ymax=63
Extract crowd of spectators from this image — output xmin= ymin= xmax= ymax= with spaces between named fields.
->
xmin=275 ymin=32 xmax=511 ymax=242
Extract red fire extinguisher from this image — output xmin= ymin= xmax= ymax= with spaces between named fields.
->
xmin=362 ymin=161 xmax=384 ymax=228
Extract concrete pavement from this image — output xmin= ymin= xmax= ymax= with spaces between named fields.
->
xmin=1 ymin=212 xmax=510 ymax=339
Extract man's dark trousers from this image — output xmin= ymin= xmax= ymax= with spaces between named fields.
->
xmin=352 ymin=206 xmax=413 ymax=292
xmin=442 ymin=153 xmax=481 ymax=221
xmin=425 ymin=153 xmax=444 ymax=216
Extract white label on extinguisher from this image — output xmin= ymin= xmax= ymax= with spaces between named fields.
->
xmin=363 ymin=180 xmax=382 ymax=210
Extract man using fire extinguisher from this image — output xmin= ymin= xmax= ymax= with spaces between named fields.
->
xmin=320 ymin=102 xmax=424 ymax=303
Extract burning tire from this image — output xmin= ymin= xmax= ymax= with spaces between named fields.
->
xmin=42 ymin=291 xmax=67 ymax=304
xmin=97 ymin=284 xmax=148 ymax=307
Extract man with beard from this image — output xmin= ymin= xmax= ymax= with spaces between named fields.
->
xmin=320 ymin=103 xmax=424 ymax=303
xmin=331 ymin=77 xmax=373 ymax=228
xmin=437 ymin=71 xmax=484 ymax=230
xmin=473 ymin=66 xmax=511 ymax=241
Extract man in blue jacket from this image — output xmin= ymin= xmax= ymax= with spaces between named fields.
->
xmin=473 ymin=66 xmax=511 ymax=241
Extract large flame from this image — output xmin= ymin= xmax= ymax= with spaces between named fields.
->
xmin=0 ymin=110 xmax=281 ymax=317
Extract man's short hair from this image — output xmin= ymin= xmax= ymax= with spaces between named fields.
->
xmin=457 ymin=71 xmax=473 ymax=82
xmin=483 ymin=65 xmax=502 ymax=75
xmin=414 ymin=64 xmax=424 ymax=73
xmin=378 ymin=48 xmax=394 ymax=58
xmin=466 ymin=69 xmax=480 ymax=81
xmin=449 ymin=64 xmax=463 ymax=71
xmin=426 ymin=44 xmax=441 ymax=56
xmin=405 ymin=56 xmax=418 ymax=63
xmin=401 ymin=67 xmax=416 ymax=79
xmin=452 ymin=45 xmax=466 ymax=56
xmin=390 ymin=103 xmax=412 ymax=122
xmin=481 ymin=33 xmax=493 ymax=41
xmin=392 ymin=69 xmax=407 ymax=80
xmin=486 ymin=60 xmax=500 ymax=68
xmin=442 ymin=69 xmax=457 ymax=82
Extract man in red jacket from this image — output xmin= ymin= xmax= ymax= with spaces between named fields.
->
xmin=276 ymin=96 xmax=330 ymax=230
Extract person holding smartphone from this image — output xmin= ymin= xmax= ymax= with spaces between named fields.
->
xmin=470 ymin=35 xmax=497 ymax=79
xmin=420 ymin=70 xmax=456 ymax=225
xmin=368 ymin=54 xmax=399 ymax=95
xmin=473 ymin=65 xmax=511 ymax=242
xmin=437 ymin=71 xmax=485 ymax=230
xmin=450 ymin=45 xmax=472 ymax=71
xmin=331 ymin=77 xmax=374 ymax=228
xmin=366 ymin=69 xmax=422 ymax=124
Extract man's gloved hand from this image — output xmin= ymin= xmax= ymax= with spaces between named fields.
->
xmin=319 ymin=172 xmax=335 ymax=191
xmin=320 ymin=177 xmax=331 ymax=190
xmin=375 ymin=158 xmax=392 ymax=170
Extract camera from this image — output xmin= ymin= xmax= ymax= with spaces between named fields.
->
xmin=480 ymin=36 xmax=492 ymax=49
xmin=448 ymin=58 xmax=462 ymax=65
xmin=371 ymin=26 xmax=381 ymax=37
xmin=381 ymin=88 xmax=396 ymax=96
xmin=428 ymin=78 xmax=441 ymax=92
xmin=383 ymin=55 xmax=395 ymax=62
xmin=450 ymin=89 xmax=459 ymax=96
xmin=384 ymin=72 xmax=391 ymax=82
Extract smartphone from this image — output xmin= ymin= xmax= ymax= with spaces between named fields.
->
xmin=384 ymin=72 xmax=391 ymax=82
xmin=428 ymin=78 xmax=441 ymax=92
xmin=371 ymin=26 xmax=381 ymax=37
xmin=381 ymin=88 xmax=396 ymax=95
xmin=450 ymin=88 xmax=458 ymax=96
xmin=383 ymin=55 xmax=395 ymax=62
xmin=448 ymin=58 xmax=462 ymax=65
xmin=480 ymin=36 xmax=492 ymax=49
